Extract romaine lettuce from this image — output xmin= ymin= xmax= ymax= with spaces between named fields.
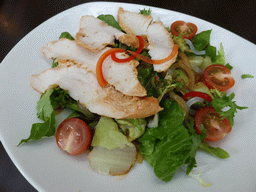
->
xmin=138 ymin=99 xmax=193 ymax=182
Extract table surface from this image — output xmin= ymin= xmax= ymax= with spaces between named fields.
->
xmin=0 ymin=0 xmax=256 ymax=191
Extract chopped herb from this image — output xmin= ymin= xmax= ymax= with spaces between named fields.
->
xmin=139 ymin=8 xmax=152 ymax=16
xmin=51 ymin=58 xmax=58 ymax=68
xmin=225 ymin=63 xmax=233 ymax=70
xmin=199 ymin=141 xmax=230 ymax=159
xmin=241 ymin=74 xmax=254 ymax=79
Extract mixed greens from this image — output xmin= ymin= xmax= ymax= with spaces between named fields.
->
xmin=19 ymin=8 xmax=250 ymax=185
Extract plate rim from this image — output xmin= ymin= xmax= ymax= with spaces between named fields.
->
xmin=1 ymin=1 xmax=256 ymax=192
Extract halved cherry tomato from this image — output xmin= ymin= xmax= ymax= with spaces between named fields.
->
xmin=194 ymin=107 xmax=232 ymax=141
xmin=170 ymin=21 xmax=197 ymax=39
xmin=183 ymin=91 xmax=212 ymax=102
xmin=203 ymin=64 xmax=235 ymax=91
xmin=56 ymin=118 xmax=92 ymax=155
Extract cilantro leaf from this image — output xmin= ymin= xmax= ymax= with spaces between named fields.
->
xmin=210 ymin=90 xmax=248 ymax=126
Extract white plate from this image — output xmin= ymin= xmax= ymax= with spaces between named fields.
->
xmin=1 ymin=2 xmax=256 ymax=192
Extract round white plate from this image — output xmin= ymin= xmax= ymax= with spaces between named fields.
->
xmin=0 ymin=2 xmax=256 ymax=192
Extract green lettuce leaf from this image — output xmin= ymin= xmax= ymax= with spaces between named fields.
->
xmin=52 ymin=32 xmax=75 ymax=68
xmin=212 ymin=43 xmax=225 ymax=64
xmin=192 ymin=30 xmax=212 ymax=51
xmin=18 ymin=112 xmax=55 ymax=146
xmin=137 ymin=65 xmax=153 ymax=87
xmin=183 ymin=119 xmax=204 ymax=174
xmin=205 ymin=45 xmax=217 ymax=61
xmin=137 ymin=65 xmax=159 ymax=98
xmin=18 ymin=112 xmax=56 ymax=145
xmin=59 ymin=32 xmax=75 ymax=40
xmin=97 ymin=15 xmax=122 ymax=31
xmin=115 ymin=118 xmax=146 ymax=141
xmin=91 ymin=117 xmax=133 ymax=150
xmin=36 ymin=89 xmax=55 ymax=121
xmin=138 ymin=99 xmax=193 ymax=182
xmin=18 ymin=89 xmax=56 ymax=145
xmin=172 ymin=35 xmax=187 ymax=52
xmin=192 ymin=30 xmax=226 ymax=65
xmin=19 ymin=87 xmax=95 ymax=145
xmin=50 ymin=87 xmax=95 ymax=120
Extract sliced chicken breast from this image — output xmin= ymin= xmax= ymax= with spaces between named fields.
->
xmin=75 ymin=15 xmax=124 ymax=52
xmin=42 ymin=38 xmax=146 ymax=97
xmin=117 ymin=7 xmax=153 ymax=36
xmin=147 ymin=22 xmax=178 ymax=72
xmin=117 ymin=8 xmax=178 ymax=72
xmin=30 ymin=65 xmax=162 ymax=119
xmin=75 ymin=15 xmax=141 ymax=51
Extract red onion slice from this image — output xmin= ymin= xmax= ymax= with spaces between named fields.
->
xmin=185 ymin=39 xmax=206 ymax=55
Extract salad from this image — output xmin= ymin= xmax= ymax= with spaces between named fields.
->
xmin=18 ymin=7 xmax=249 ymax=185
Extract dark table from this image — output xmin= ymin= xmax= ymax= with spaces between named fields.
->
xmin=0 ymin=0 xmax=255 ymax=191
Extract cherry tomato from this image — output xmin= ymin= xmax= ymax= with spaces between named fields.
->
xmin=194 ymin=107 xmax=232 ymax=141
xmin=203 ymin=64 xmax=235 ymax=91
xmin=170 ymin=21 xmax=197 ymax=39
xmin=183 ymin=91 xmax=212 ymax=101
xmin=56 ymin=118 xmax=92 ymax=155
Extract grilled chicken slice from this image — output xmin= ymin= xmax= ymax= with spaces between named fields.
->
xmin=75 ymin=15 xmax=124 ymax=52
xmin=30 ymin=65 xmax=162 ymax=119
xmin=42 ymin=38 xmax=146 ymax=97
xmin=147 ymin=22 xmax=178 ymax=72
xmin=117 ymin=8 xmax=177 ymax=72
xmin=117 ymin=7 xmax=153 ymax=36
xmin=75 ymin=15 xmax=142 ymax=51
